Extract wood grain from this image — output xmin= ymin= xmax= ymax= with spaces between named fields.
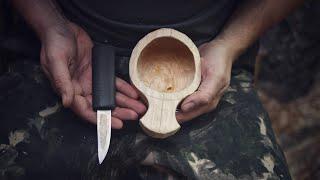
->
xmin=129 ymin=28 xmax=201 ymax=138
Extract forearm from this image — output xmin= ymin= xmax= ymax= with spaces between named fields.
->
xmin=12 ymin=0 xmax=68 ymax=40
xmin=215 ymin=0 xmax=305 ymax=59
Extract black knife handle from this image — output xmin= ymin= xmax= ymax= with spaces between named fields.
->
xmin=92 ymin=43 xmax=115 ymax=111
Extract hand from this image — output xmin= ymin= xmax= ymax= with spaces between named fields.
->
xmin=177 ymin=40 xmax=237 ymax=123
xmin=40 ymin=22 xmax=146 ymax=129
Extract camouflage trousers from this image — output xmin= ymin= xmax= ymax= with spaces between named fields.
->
xmin=0 ymin=58 xmax=291 ymax=180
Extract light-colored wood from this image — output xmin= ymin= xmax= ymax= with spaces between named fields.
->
xmin=129 ymin=28 xmax=201 ymax=138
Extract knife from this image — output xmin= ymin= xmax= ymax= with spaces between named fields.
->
xmin=92 ymin=43 xmax=115 ymax=164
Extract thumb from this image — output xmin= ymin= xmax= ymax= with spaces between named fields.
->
xmin=181 ymin=77 xmax=221 ymax=112
xmin=49 ymin=59 xmax=75 ymax=107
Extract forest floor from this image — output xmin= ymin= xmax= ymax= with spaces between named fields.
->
xmin=257 ymin=78 xmax=320 ymax=180
xmin=255 ymin=1 xmax=320 ymax=178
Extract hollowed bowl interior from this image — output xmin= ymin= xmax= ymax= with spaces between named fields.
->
xmin=137 ymin=37 xmax=195 ymax=93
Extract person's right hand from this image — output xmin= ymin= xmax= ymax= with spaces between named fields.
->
xmin=40 ymin=22 xmax=146 ymax=129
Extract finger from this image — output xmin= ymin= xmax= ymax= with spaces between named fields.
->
xmin=85 ymin=95 xmax=93 ymax=106
xmin=84 ymin=95 xmax=125 ymax=129
xmin=176 ymin=106 xmax=205 ymax=123
xmin=71 ymin=95 xmax=124 ymax=129
xmin=48 ymin=59 xmax=75 ymax=107
xmin=112 ymin=107 xmax=139 ymax=120
xmin=111 ymin=117 xmax=123 ymax=129
xmin=85 ymin=95 xmax=139 ymax=124
xmin=71 ymin=95 xmax=96 ymax=123
xmin=82 ymin=90 xmax=141 ymax=121
xmin=177 ymin=98 xmax=219 ymax=123
xmin=181 ymin=75 xmax=225 ymax=112
xmin=74 ymin=62 xmax=92 ymax=96
xmin=116 ymin=77 xmax=139 ymax=99
xmin=72 ymin=79 xmax=83 ymax=96
xmin=116 ymin=92 xmax=147 ymax=115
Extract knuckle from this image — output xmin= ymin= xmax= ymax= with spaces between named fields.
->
xmin=199 ymin=93 xmax=211 ymax=105
xmin=53 ymin=80 xmax=64 ymax=92
xmin=53 ymin=75 xmax=73 ymax=96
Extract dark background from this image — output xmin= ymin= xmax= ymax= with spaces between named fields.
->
xmin=256 ymin=0 xmax=320 ymax=179
xmin=0 ymin=0 xmax=319 ymax=179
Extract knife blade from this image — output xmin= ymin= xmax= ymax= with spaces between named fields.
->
xmin=92 ymin=43 xmax=115 ymax=164
xmin=97 ymin=110 xmax=111 ymax=164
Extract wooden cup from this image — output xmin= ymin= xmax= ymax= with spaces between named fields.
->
xmin=129 ymin=28 xmax=201 ymax=138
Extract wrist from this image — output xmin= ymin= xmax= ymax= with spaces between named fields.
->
xmin=205 ymin=38 xmax=242 ymax=65
xmin=39 ymin=20 xmax=74 ymax=43
xmin=210 ymin=37 xmax=247 ymax=61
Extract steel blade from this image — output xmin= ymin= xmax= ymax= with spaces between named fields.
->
xmin=97 ymin=110 xmax=112 ymax=164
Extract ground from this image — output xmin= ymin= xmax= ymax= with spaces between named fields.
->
xmin=256 ymin=0 xmax=320 ymax=179
xmin=0 ymin=0 xmax=319 ymax=179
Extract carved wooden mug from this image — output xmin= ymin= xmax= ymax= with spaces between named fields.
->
xmin=129 ymin=28 xmax=201 ymax=138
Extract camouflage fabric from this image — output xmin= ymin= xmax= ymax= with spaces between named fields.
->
xmin=0 ymin=58 xmax=291 ymax=180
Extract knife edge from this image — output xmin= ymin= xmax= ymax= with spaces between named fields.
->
xmin=97 ymin=110 xmax=112 ymax=164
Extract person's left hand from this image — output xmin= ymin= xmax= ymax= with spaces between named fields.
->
xmin=40 ymin=22 xmax=146 ymax=128
xmin=176 ymin=40 xmax=237 ymax=123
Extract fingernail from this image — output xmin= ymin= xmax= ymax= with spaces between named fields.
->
xmin=183 ymin=102 xmax=195 ymax=112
